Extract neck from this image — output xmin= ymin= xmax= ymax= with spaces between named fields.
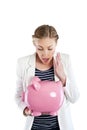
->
xmin=36 ymin=54 xmax=53 ymax=71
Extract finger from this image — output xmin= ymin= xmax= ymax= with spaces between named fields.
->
xmin=53 ymin=58 xmax=57 ymax=69
xmin=56 ymin=53 xmax=62 ymax=66
xmin=53 ymin=59 xmax=57 ymax=74
xmin=57 ymin=52 xmax=61 ymax=60
xmin=56 ymin=55 xmax=60 ymax=66
xmin=28 ymin=110 xmax=31 ymax=115
xmin=53 ymin=58 xmax=55 ymax=67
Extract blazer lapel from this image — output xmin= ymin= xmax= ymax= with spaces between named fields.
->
xmin=28 ymin=52 xmax=36 ymax=68
xmin=24 ymin=53 xmax=36 ymax=88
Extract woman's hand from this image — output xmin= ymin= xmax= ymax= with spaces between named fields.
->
xmin=23 ymin=107 xmax=32 ymax=116
xmin=53 ymin=53 xmax=66 ymax=86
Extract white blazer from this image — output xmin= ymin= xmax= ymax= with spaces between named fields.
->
xmin=15 ymin=52 xmax=80 ymax=130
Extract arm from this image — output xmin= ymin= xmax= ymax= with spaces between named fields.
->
xmin=63 ymin=55 xmax=80 ymax=103
xmin=54 ymin=53 xmax=80 ymax=103
xmin=15 ymin=58 xmax=33 ymax=116
xmin=15 ymin=58 xmax=27 ymax=111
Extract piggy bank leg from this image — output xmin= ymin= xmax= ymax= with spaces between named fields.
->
xmin=50 ymin=111 xmax=58 ymax=116
xmin=32 ymin=111 xmax=42 ymax=116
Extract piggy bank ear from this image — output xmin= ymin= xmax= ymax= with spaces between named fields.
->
xmin=32 ymin=81 xmax=41 ymax=91
xmin=31 ymin=76 xmax=41 ymax=83
xmin=30 ymin=76 xmax=41 ymax=91
xmin=56 ymin=81 xmax=63 ymax=87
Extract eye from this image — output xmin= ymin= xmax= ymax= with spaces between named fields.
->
xmin=48 ymin=48 xmax=53 ymax=50
xmin=37 ymin=48 xmax=43 ymax=51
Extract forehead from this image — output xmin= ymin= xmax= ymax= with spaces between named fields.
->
xmin=36 ymin=38 xmax=56 ymax=47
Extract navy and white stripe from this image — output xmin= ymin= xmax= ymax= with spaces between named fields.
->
xmin=31 ymin=66 xmax=60 ymax=130
xmin=35 ymin=66 xmax=55 ymax=81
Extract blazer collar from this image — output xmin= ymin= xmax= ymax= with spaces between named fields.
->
xmin=28 ymin=52 xmax=36 ymax=67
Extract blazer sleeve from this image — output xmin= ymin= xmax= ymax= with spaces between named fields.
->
xmin=63 ymin=55 xmax=80 ymax=103
xmin=15 ymin=58 xmax=27 ymax=111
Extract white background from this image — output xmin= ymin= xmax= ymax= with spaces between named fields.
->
xmin=0 ymin=0 xmax=87 ymax=130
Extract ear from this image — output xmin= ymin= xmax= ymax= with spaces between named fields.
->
xmin=30 ymin=76 xmax=41 ymax=91
xmin=31 ymin=76 xmax=41 ymax=83
xmin=33 ymin=81 xmax=41 ymax=91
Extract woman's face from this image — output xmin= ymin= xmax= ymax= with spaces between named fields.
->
xmin=34 ymin=37 xmax=57 ymax=65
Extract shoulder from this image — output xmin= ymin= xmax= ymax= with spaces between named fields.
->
xmin=60 ymin=52 xmax=70 ymax=61
xmin=54 ymin=52 xmax=70 ymax=63
xmin=17 ymin=55 xmax=30 ymax=64
xmin=17 ymin=53 xmax=35 ymax=65
xmin=58 ymin=52 xmax=71 ymax=68
xmin=17 ymin=55 xmax=30 ymax=69
xmin=17 ymin=54 xmax=34 ymax=63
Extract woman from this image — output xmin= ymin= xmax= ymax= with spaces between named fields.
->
xmin=15 ymin=25 xmax=79 ymax=130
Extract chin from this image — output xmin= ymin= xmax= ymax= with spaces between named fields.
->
xmin=43 ymin=60 xmax=51 ymax=65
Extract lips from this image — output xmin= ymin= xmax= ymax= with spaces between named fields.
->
xmin=42 ymin=58 xmax=49 ymax=62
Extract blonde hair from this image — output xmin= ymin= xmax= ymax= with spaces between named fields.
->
xmin=32 ymin=25 xmax=59 ymax=42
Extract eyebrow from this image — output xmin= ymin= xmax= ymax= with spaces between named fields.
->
xmin=38 ymin=45 xmax=53 ymax=48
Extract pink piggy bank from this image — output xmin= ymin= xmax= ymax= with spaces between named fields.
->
xmin=22 ymin=76 xmax=64 ymax=116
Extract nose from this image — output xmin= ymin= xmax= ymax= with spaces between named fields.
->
xmin=42 ymin=50 xmax=49 ymax=56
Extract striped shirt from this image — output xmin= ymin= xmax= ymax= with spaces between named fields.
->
xmin=31 ymin=66 xmax=60 ymax=130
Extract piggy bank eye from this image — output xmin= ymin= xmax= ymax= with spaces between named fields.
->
xmin=50 ymin=92 xmax=56 ymax=97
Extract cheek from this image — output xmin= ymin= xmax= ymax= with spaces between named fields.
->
xmin=52 ymin=49 xmax=55 ymax=54
xmin=48 ymin=51 xmax=55 ymax=58
xmin=36 ymin=50 xmax=42 ymax=58
xmin=50 ymin=49 xmax=55 ymax=55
